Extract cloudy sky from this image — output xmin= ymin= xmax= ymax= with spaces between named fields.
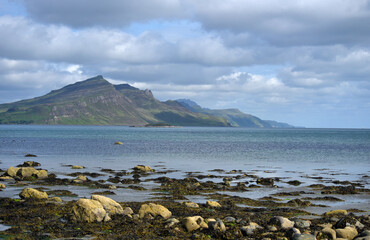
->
xmin=0 ymin=0 xmax=369 ymax=128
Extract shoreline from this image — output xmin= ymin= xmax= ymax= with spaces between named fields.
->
xmin=0 ymin=161 xmax=369 ymax=239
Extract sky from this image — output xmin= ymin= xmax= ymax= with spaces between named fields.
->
xmin=0 ymin=0 xmax=369 ymax=128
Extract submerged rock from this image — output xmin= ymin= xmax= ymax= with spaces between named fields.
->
xmin=134 ymin=165 xmax=154 ymax=172
xmin=257 ymin=177 xmax=274 ymax=186
xmin=72 ymin=165 xmax=85 ymax=169
xmin=25 ymin=154 xmax=37 ymax=157
xmin=138 ymin=203 xmax=172 ymax=219
xmin=19 ymin=188 xmax=48 ymax=200
xmin=324 ymin=209 xmax=348 ymax=217
xmin=114 ymin=141 xmax=123 ymax=145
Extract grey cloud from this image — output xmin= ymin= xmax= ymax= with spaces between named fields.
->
xmin=23 ymin=0 xmax=187 ymax=28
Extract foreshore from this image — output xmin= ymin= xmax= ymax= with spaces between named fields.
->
xmin=0 ymin=161 xmax=369 ymax=239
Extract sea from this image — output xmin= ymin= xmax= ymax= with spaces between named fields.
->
xmin=0 ymin=125 xmax=369 ymax=214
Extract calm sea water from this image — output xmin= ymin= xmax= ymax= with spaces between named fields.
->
xmin=0 ymin=125 xmax=369 ymax=211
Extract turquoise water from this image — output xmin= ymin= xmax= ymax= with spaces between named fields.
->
xmin=0 ymin=125 xmax=369 ymax=210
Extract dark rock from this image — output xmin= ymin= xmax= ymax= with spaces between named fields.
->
xmin=257 ymin=177 xmax=274 ymax=186
xmin=25 ymin=154 xmax=37 ymax=157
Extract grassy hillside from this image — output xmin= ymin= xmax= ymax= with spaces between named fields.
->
xmin=0 ymin=76 xmax=230 ymax=126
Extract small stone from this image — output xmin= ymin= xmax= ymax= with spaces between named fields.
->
xmin=184 ymin=216 xmax=208 ymax=232
xmin=138 ymin=203 xmax=172 ymax=219
xmin=269 ymin=216 xmax=294 ymax=230
xmin=256 ymin=177 xmax=274 ymax=185
xmin=122 ymin=207 xmax=134 ymax=216
xmin=224 ymin=216 xmax=236 ymax=223
xmin=206 ymin=200 xmax=221 ymax=208
xmin=72 ymin=165 xmax=84 ymax=169
xmin=166 ymin=218 xmax=180 ymax=228
xmin=294 ymin=219 xmax=311 ymax=229
xmin=183 ymin=202 xmax=199 ymax=208
xmin=292 ymin=233 xmax=316 ymax=240
xmin=19 ymin=188 xmax=48 ymax=200
xmin=268 ymin=225 xmax=278 ymax=232
xmin=241 ymin=222 xmax=262 ymax=236
xmin=114 ymin=141 xmax=123 ymax=145
xmin=76 ymin=175 xmax=87 ymax=181
xmin=0 ymin=183 xmax=5 ymax=189
xmin=336 ymin=226 xmax=358 ymax=240
xmin=324 ymin=209 xmax=348 ymax=217
xmin=108 ymin=185 xmax=117 ymax=190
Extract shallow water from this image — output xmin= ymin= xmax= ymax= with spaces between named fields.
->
xmin=0 ymin=125 xmax=369 ymax=212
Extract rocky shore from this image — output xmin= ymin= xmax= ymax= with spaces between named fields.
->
xmin=0 ymin=161 xmax=369 ymax=239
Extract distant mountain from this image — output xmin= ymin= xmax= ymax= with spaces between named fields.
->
xmin=0 ymin=76 xmax=230 ymax=126
xmin=176 ymin=99 xmax=294 ymax=128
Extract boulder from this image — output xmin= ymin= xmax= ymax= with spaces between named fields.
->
xmin=5 ymin=166 xmax=20 ymax=177
xmin=72 ymin=165 xmax=84 ymax=169
xmin=72 ymin=199 xmax=109 ymax=222
xmin=17 ymin=167 xmax=39 ymax=178
xmin=91 ymin=195 xmax=124 ymax=216
xmin=208 ymin=219 xmax=226 ymax=232
xmin=19 ymin=188 xmax=48 ymax=200
xmin=206 ymin=200 xmax=221 ymax=208
xmin=294 ymin=219 xmax=311 ymax=229
xmin=269 ymin=216 xmax=294 ymax=230
xmin=321 ymin=227 xmax=336 ymax=239
xmin=34 ymin=169 xmax=48 ymax=179
xmin=241 ymin=222 xmax=263 ymax=236
xmin=134 ymin=165 xmax=154 ymax=172
xmin=336 ymin=226 xmax=358 ymax=240
xmin=183 ymin=202 xmax=199 ymax=208
xmin=138 ymin=203 xmax=171 ymax=219
xmin=184 ymin=216 xmax=208 ymax=232
xmin=324 ymin=209 xmax=348 ymax=217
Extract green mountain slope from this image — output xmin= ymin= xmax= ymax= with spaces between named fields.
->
xmin=176 ymin=99 xmax=294 ymax=128
xmin=0 ymin=76 xmax=229 ymax=126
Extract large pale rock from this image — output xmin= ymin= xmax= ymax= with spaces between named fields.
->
xmin=269 ymin=216 xmax=294 ymax=230
xmin=0 ymin=183 xmax=5 ymax=189
xmin=17 ymin=167 xmax=39 ymax=178
xmin=91 ymin=195 xmax=124 ymax=216
xmin=184 ymin=216 xmax=208 ymax=232
xmin=206 ymin=200 xmax=221 ymax=208
xmin=336 ymin=226 xmax=358 ymax=240
xmin=72 ymin=199 xmax=108 ymax=222
xmin=134 ymin=165 xmax=154 ymax=172
xmin=19 ymin=188 xmax=48 ymax=200
xmin=138 ymin=203 xmax=171 ymax=219
xmin=321 ymin=227 xmax=336 ymax=239
xmin=34 ymin=169 xmax=48 ymax=179
xmin=5 ymin=166 xmax=20 ymax=177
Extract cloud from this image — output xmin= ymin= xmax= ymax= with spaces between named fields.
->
xmin=22 ymin=0 xmax=187 ymax=28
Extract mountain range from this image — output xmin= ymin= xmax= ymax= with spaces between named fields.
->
xmin=0 ymin=76 xmax=294 ymax=127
